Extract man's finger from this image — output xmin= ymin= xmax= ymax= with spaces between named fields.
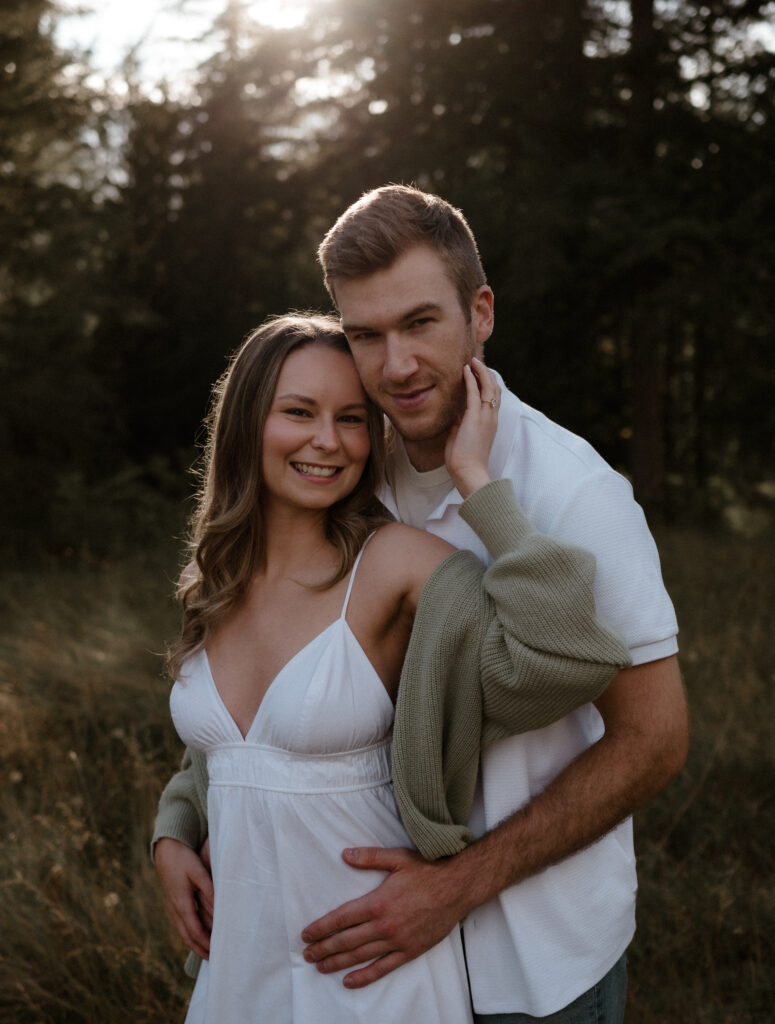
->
xmin=343 ymin=951 xmax=408 ymax=989
xmin=304 ymin=920 xmax=383 ymax=963
xmin=341 ymin=845 xmax=412 ymax=871
xmin=301 ymin=893 xmax=374 ymax=943
xmin=311 ymin=939 xmax=393 ymax=974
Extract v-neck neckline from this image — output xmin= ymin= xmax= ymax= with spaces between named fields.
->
xmin=202 ymin=620 xmax=342 ymax=741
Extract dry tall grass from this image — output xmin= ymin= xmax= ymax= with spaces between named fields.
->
xmin=627 ymin=526 xmax=774 ymax=1023
xmin=0 ymin=558 xmax=190 ymax=1023
xmin=1 ymin=527 xmax=773 ymax=1023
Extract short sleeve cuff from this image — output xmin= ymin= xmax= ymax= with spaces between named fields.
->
xmin=628 ymin=635 xmax=679 ymax=666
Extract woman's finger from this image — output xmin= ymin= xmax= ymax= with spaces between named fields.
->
xmin=462 ymin=362 xmax=480 ymax=412
xmin=471 ymin=357 xmax=499 ymax=408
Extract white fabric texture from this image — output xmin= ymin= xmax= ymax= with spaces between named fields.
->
xmin=379 ymin=377 xmax=679 ymax=1017
xmin=388 ymin=440 xmax=453 ymax=529
xmin=170 ymin=545 xmax=473 ymax=1024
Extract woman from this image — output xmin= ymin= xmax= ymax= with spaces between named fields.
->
xmin=162 ymin=313 xmax=629 ymax=1023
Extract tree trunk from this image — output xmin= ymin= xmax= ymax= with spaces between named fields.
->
xmin=627 ymin=0 xmax=665 ymax=516
xmin=628 ymin=324 xmax=665 ymax=515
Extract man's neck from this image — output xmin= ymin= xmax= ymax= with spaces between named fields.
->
xmin=403 ymin=435 xmax=448 ymax=473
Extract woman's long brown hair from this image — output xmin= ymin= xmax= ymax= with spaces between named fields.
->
xmin=167 ymin=313 xmax=391 ymax=680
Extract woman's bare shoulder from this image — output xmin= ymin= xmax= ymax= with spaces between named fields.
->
xmin=366 ymin=522 xmax=456 ymax=586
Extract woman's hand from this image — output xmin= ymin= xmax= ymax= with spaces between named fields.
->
xmin=444 ymin=357 xmax=501 ymax=498
xmin=154 ymin=837 xmax=213 ymax=959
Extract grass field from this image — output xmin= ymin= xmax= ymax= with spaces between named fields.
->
xmin=1 ymin=526 xmax=773 ymax=1023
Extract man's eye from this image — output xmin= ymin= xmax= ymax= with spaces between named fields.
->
xmin=350 ymin=331 xmax=377 ymax=343
xmin=410 ymin=318 xmax=433 ymax=329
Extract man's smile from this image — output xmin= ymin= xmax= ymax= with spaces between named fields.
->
xmin=386 ymin=385 xmax=435 ymax=411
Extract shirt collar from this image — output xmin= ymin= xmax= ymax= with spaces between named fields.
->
xmin=381 ymin=372 xmax=522 ymax=520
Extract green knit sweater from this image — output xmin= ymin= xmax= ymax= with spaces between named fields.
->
xmin=153 ymin=479 xmax=630 ymax=862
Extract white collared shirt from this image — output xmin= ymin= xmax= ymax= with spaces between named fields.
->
xmin=381 ymin=375 xmax=678 ymax=1016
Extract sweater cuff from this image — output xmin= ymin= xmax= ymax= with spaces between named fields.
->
xmin=459 ymin=478 xmax=536 ymax=558
xmin=150 ymin=802 xmax=203 ymax=861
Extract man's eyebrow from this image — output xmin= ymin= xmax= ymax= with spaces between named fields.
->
xmin=342 ymin=302 xmax=442 ymax=335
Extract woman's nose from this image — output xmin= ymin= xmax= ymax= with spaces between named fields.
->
xmin=311 ymin=418 xmax=339 ymax=451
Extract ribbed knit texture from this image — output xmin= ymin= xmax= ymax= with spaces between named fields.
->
xmin=391 ymin=479 xmax=630 ymax=860
xmin=151 ymin=747 xmax=209 ymax=856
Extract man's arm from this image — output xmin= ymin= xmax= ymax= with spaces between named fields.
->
xmin=301 ymin=654 xmax=688 ymax=987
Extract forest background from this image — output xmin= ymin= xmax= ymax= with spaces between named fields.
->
xmin=1 ymin=0 xmax=773 ymax=1021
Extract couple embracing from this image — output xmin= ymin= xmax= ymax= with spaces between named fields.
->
xmin=153 ymin=185 xmax=687 ymax=1023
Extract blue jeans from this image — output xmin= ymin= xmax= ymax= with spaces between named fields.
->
xmin=473 ymin=952 xmax=628 ymax=1024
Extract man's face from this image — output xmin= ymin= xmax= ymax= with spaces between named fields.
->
xmin=335 ymin=244 xmax=494 ymax=471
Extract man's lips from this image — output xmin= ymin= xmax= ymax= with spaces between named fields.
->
xmin=387 ymin=385 xmax=434 ymax=410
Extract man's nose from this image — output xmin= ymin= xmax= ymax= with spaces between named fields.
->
xmin=383 ymin=334 xmax=419 ymax=383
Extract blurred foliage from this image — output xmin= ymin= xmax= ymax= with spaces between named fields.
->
xmin=2 ymin=0 xmax=774 ymax=558
xmin=0 ymin=0 xmax=117 ymax=549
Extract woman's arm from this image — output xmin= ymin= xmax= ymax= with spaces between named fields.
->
xmin=152 ymin=747 xmax=212 ymax=959
xmin=151 ymin=747 xmax=208 ymax=855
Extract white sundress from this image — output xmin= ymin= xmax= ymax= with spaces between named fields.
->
xmin=170 ymin=542 xmax=473 ymax=1024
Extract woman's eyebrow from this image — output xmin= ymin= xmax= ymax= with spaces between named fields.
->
xmin=274 ymin=392 xmax=316 ymax=403
xmin=274 ymin=394 xmax=368 ymax=412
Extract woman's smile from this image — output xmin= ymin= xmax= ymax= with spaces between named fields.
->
xmin=291 ymin=461 xmax=343 ymax=479
xmin=261 ymin=345 xmax=372 ymax=511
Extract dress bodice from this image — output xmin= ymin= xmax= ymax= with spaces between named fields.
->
xmin=170 ymin=541 xmax=394 ymax=756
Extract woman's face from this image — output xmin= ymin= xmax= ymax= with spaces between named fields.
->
xmin=261 ymin=344 xmax=372 ymax=514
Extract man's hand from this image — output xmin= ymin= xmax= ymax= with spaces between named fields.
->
xmin=154 ymin=837 xmax=214 ymax=959
xmin=301 ymin=847 xmax=467 ymax=988
xmin=301 ymin=658 xmax=687 ymax=990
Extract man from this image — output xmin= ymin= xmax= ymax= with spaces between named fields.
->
xmin=154 ymin=185 xmax=688 ymax=1022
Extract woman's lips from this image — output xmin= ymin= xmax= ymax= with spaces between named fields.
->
xmin=291 ymin=462 xmax=342 ymax=479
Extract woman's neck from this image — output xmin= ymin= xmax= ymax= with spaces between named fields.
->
xmin=260 ymin=505 xmax=337 ymax=584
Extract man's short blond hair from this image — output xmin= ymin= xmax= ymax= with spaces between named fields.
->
xmin=318 ymin=185 xmax=487 ymax=321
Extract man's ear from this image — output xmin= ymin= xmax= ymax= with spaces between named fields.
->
xmin=472 ymin=286 xmax=494 ymax=347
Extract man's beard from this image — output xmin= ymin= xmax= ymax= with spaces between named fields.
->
xmin=385 ymin=378 xmax=467 ymax=445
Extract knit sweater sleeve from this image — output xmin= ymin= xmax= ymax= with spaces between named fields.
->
xmin=393 ymin=478 xmax=631 ymax=861
xmin=150 ymin=747 xmax=209 ymax=859
xmin=460 ymin=478 xmax=632 ymax=744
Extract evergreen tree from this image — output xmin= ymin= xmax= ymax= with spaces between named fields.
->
xmin=0 ymin=0 xmax=113 ymax=550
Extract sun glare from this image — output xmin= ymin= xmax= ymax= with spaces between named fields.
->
xmin=56 ymin=0 xmax=315 ymax=85
xmin=247 ymin=1 xmax=310 ymax=30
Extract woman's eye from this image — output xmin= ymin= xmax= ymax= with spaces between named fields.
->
xmin=285 ymin=407 xmax=311 ymax=417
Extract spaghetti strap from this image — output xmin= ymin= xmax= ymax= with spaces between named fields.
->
xmin=340 ymin=532 xmax=376 ymax=619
